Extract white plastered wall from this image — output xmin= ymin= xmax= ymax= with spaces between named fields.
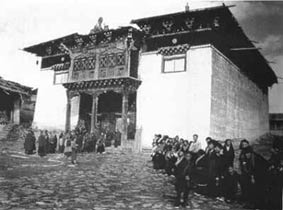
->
xmin=136 ymin=45 xmax=212 ymax=148
xmin=32 ymin=70 xmax=79 ymax=131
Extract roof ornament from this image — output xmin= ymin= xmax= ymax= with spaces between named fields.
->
xmin=184 ymin=17 xmax=194 ymax=30
xmin=74 ymin=35 xmax=84 ymax=48
xmin=140 ymin=23 xmax=151 ymax=34
xmin=213 ymin=17 xmax=220 ymax=28
xmin=46 ymin=46 xmax=52 ymax=55
xmin=162 ymin=20 xmax=174 ymax=32
xmin=185 ymin=3 xmax=190 ymax=12
xmin=89 ymin=34 xmax=97 ymax=44
xmin=102 ymin=31 xmax=112 ymax=43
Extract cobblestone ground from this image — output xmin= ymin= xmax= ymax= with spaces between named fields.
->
xmin=0 ymin=148 xmax=247 ymax=210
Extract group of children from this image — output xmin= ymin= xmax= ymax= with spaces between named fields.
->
xmin=151 ymin=134 xmax=283 ymax=209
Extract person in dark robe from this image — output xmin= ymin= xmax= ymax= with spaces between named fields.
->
xmin=204 ymin=137 xmax=212 ymax=154
xmin=206 ymin=140 xmax=219 ymax=197
xmin=164 ymin=146 xmax=177 ymax=176
xmin=44 ymin=130 xmax=50 ymax=154
xmin=105 ymin=129 xmax=114 ymax=147
xmin=214 ymin=142 xmax=225 ymax=199
xmin=266 ymin=154 xmax=283 ymax=210
xmin=223 ymin=139 xmax=235 ymax=170
xmin=239 ymin=139 xmax=269 ymax=209
xmin=223 ymin=166 xmax=239 ymax=203
xmin=97 ymin=139 xmax=105 ymax=154
xmin=192 ymin=149 xmax=209 ymax=194
xmin=49 ymin=133 xmax=57 ymax=153
xmin=114 ymin=130 xmax=121 ymax=147
xmin=24 ymin=129 xmax=36 ymax=154
xmin=89 ymin=132 xmax=97 ymax=152
xmin=181 ymin=140 xmax=190 ymax=153
xmin=76 ymin=132 xmax=83 ymax=152
xmin=152 ymin=140 xmax=166 ymax=170
xmin=239 ymin=140 xmax=255 ymax=204
xmin=173 ymin=151 xmax=193 ymax=207
xmin=38 ymin=130 xmax=47 ymax=157
xmin=97 ymin=132 xmax=106 ymax=154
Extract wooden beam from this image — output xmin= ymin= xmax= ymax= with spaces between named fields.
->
xmin=230 ymin=47 xmax=261 ymax=51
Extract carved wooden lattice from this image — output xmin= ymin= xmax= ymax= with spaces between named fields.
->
xmin=99 ymin=55 xmax=108 ymax=68
xmin=99 ymin=52 xmax=125 ymax=68
xmin=74 ymin=55 xmax=96 ymax=71
xmin=116 ymin=53 xmax=125 ymax=66
xmin=108 ymin=54 xmax=116 ymax=67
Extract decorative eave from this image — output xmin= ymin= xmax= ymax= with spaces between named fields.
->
xmin=63 ymin=77 xmax=141 ymax=92
xmin=23 ymin=27 xmax=143 ymax=57
xmin=131 ymin=5 xmax=277 ymax=87
xmin=131 ymin=5 xmax=227 ymax=37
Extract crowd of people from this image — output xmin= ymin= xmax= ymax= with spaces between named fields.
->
xmin=151 ymin=134 xmax=283 ymax=209
xmin=23 ymin=125 xmax=122 ymax=164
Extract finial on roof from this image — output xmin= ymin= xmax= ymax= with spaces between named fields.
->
xmin=185 ymin=3 xmax=190 ymax=12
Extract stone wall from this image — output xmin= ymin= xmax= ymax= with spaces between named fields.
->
xmin=210 ymin=47 xmax=269 ymax=141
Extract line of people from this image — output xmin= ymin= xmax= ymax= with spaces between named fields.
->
xmin=151 ymin=134 xmax=283 ymax=209
xmin=24 ymin=126 xmax=122 ymax=164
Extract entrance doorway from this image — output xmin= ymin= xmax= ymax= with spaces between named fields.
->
xmin=78 ymin=90 xmax=137 ymax=145
xmin=97 ymin=91 xmax=137 ymax=140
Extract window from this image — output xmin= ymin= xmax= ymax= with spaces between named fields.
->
xmin=54 ymin=72 xmax=69 ymax=84
xmin=162 ymin=54 xmax=186 ymax=73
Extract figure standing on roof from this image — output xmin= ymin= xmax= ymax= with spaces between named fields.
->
xmin=90 ymin=17 xmax=104 ymax=34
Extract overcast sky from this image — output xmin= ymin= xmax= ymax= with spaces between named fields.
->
xmin=0 ymin=0 xmax=282 ymax=112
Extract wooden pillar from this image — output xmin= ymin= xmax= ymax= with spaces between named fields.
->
xmin=65 ymin=90 xmax=71 ymax=131
xmin=121 ymin=90 xmax=129 ymax=145
xmin=90 ymin=93 xmax=98 ymax=133
xmin=13 ymin=97 xmax=21 ymax=124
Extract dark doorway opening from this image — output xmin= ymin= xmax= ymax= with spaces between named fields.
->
xmin=0 ymin=90 xmax=15 ymax=123
xmin=79 ymin=93 xmax=92 ymax=131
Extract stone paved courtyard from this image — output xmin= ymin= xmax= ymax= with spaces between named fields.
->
xmin=0 ymin=148 xmax=248 ymax=210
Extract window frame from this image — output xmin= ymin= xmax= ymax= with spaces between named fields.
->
xmin=54 ymin=71 xmax=69 ymax=85
xmin=162 ymin=54 xmax=187 ymax=73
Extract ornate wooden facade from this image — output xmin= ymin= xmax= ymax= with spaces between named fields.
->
xmin=24 ymin=27 xmax=143 ymax=144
